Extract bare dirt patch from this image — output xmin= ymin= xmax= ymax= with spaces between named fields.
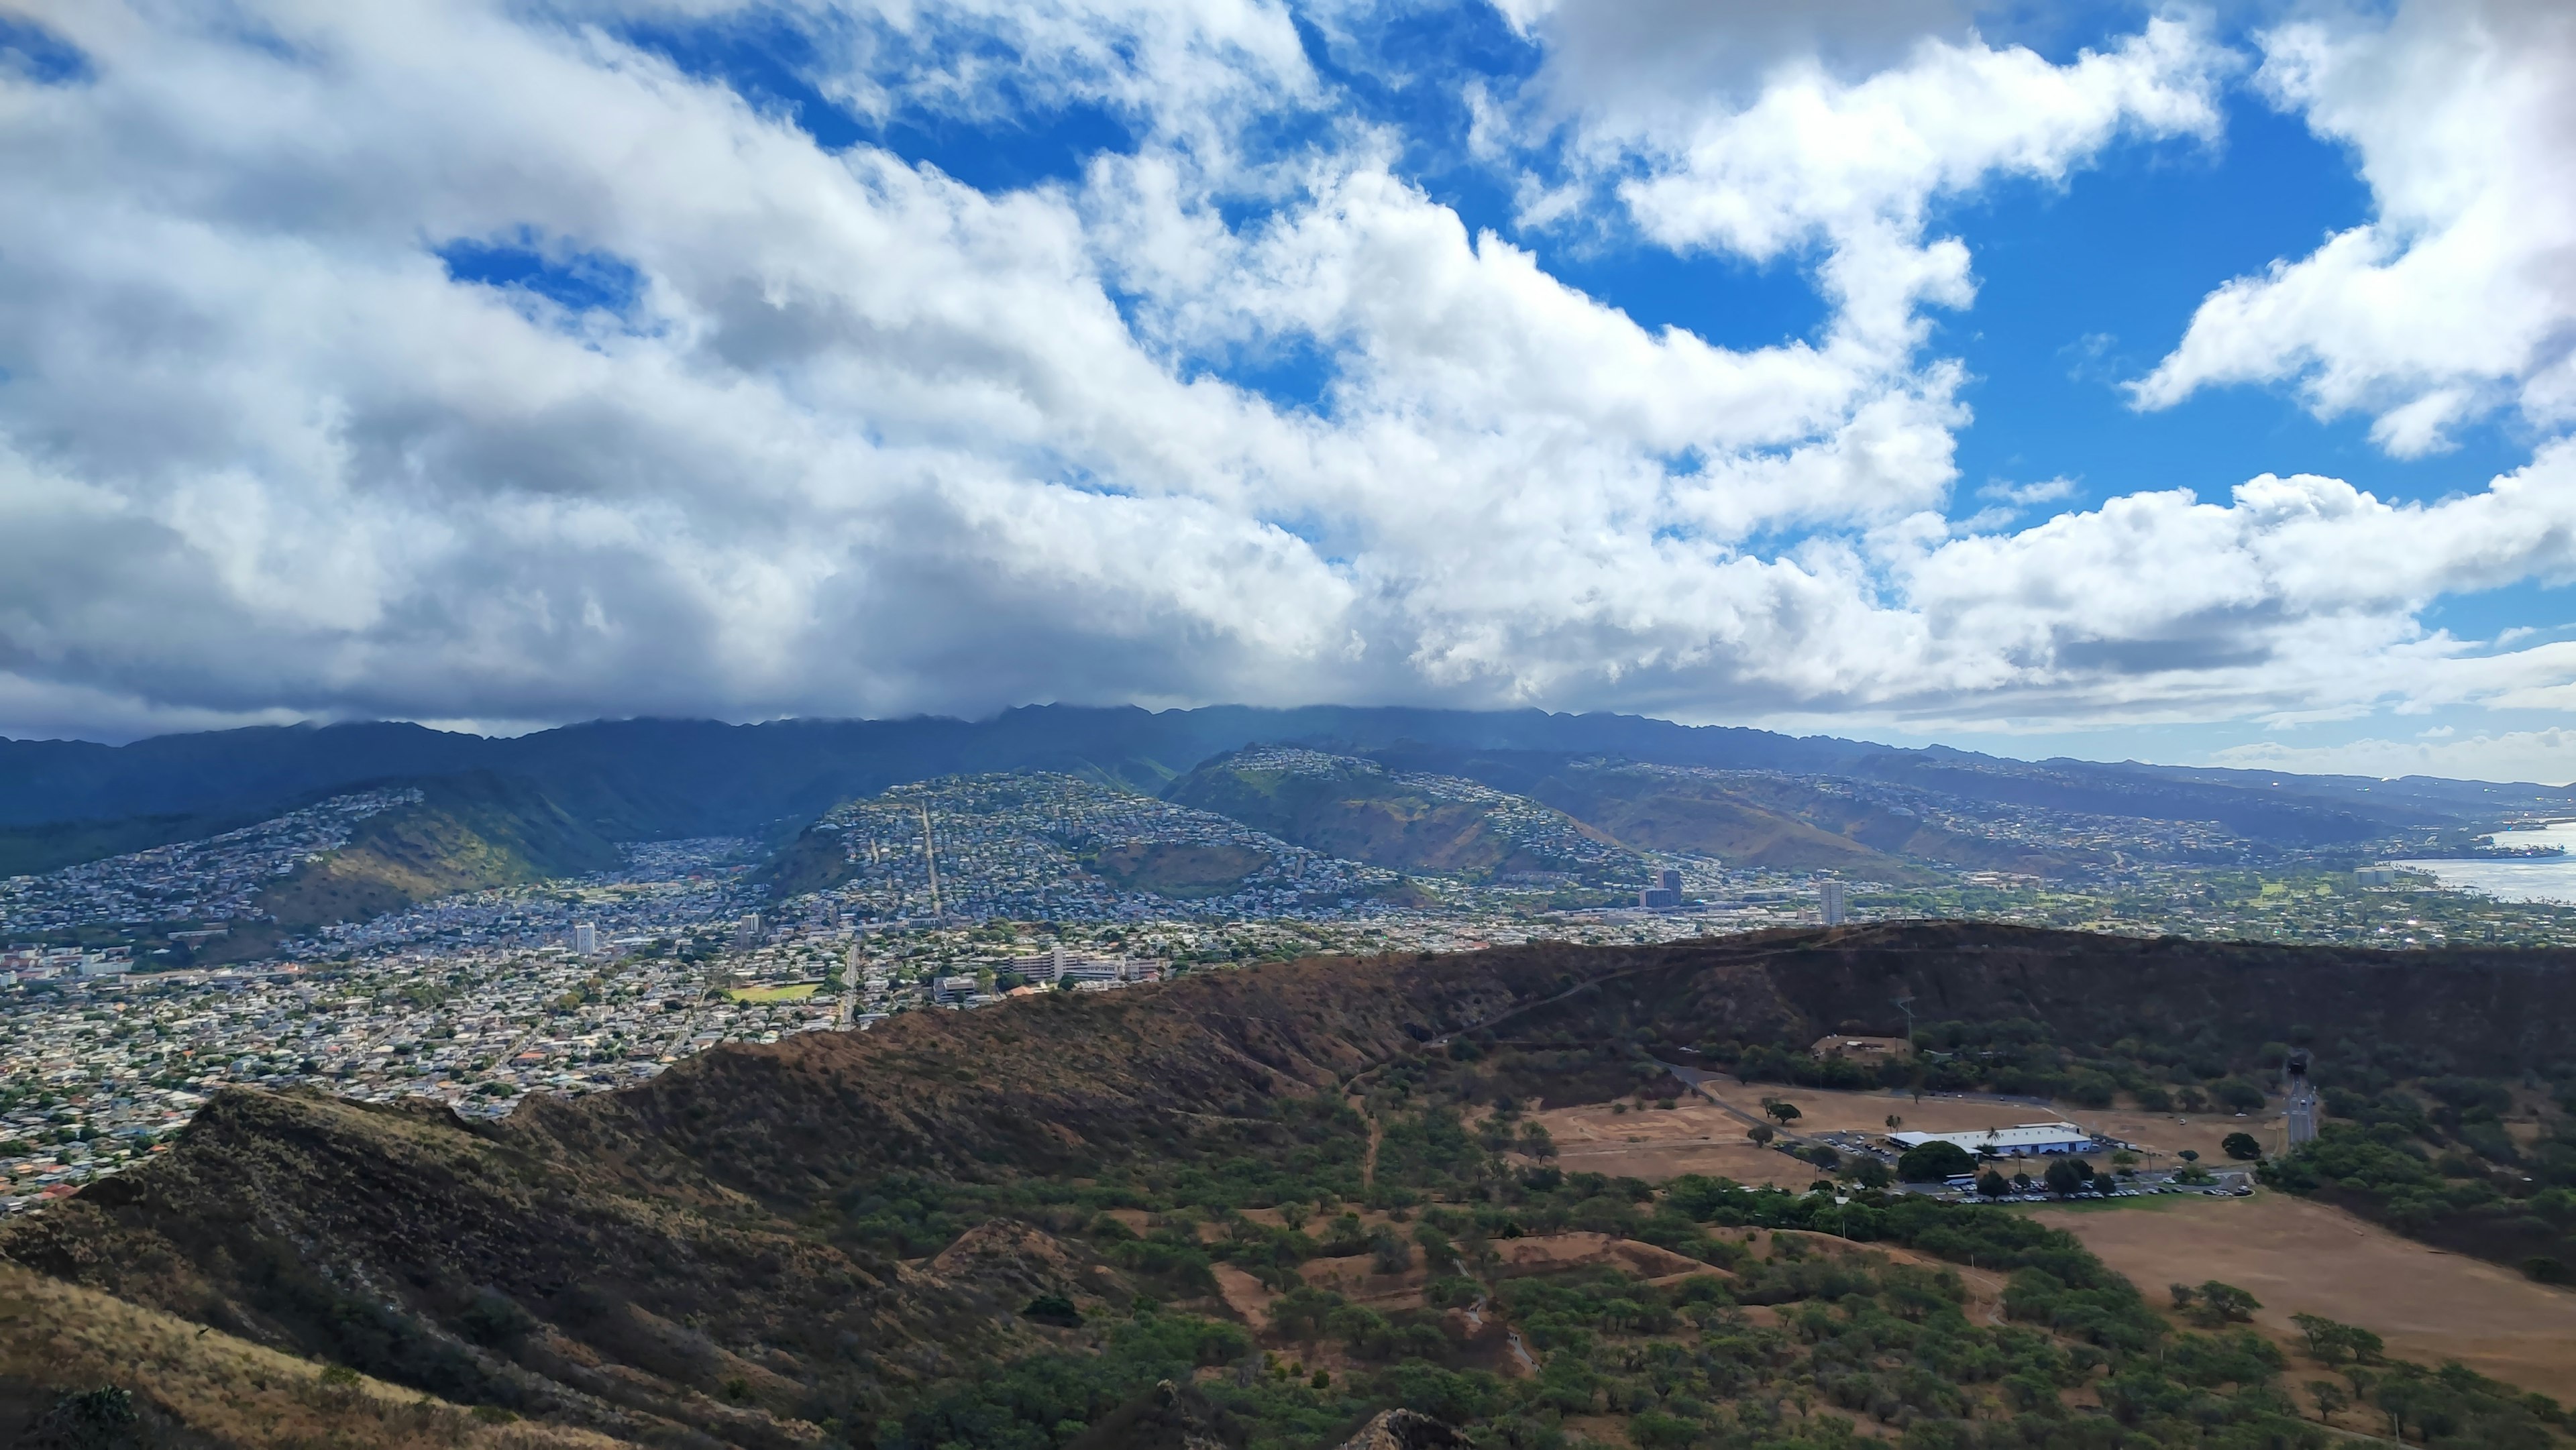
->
xmin=2035 ymin=1192 xmax=2576 ymax=1399
xmin=1483 ymin=1231 xmax=1715 ymax=1281
xmin=1531 ymin=1100 xmax=1821 ymax=1186
xmin=2083 ymin=1107 xmax=2288 ymax=1166
xmin=1297 ymin=1256 xmax=1426 ymax=1307
xmin=1211 ymin=1263 xmax=1278 ymax=1325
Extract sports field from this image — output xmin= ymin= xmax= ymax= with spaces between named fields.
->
xmin=725 ymin=981 xmax=821 ymax=1003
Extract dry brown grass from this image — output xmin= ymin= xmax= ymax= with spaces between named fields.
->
xmin=0 ymin=1262 xmax=631 ymax=1449
xmin=2035 ymin=1192 xmax=2576 ymax=1400
xmin=1529 ymin=1099 xmax=1823 ymax=1186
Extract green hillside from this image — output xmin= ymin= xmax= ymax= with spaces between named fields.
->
xmin=1164 ymin=750 xmax=1586 ymax=879
xmin=255 ymin=773 xmax=624 ymax=931
xmin=753 ymin=819 xmax=865 ymax=898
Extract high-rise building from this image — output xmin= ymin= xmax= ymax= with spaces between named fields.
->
xmin=1818 ymin=880 xmax=1847 ymax=926
xmin=572 ymin=922 xmax=597 ymax=955
xmin=1658 ymin=868 xmax=1682 ymax=895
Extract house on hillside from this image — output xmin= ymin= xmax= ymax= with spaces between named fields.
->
xmin=1810 ymin=1034 xmax=1911 ymax=1064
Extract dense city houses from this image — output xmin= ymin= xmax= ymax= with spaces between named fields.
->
xmin=4 ymin=765 xmax=2572 ymax=1212
xmin=0 ymin=788 xmax=422 ymax=937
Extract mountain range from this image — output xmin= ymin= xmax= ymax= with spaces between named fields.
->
xmin=6 ymin=706 xmax=2567 ymax=881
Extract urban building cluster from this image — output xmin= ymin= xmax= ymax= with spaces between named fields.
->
xmin=0 ymin=788 xmax=421 ymax=935
xmin=1862 ymin=862 xmax=2576 ymax=948
xmin=5 ymin=763 xmax=2570 ymax=1213
xmin=810 ymin=772 xmax=1401 ymax=922
xmin=299 ymin=838 xmax=761 ymax=956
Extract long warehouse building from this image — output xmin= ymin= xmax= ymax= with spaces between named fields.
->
xmin=1887 ymin=1121 xmax=2096 ymax=1158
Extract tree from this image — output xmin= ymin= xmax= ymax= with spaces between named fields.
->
xmin=1370 ymin=1229 xmax=1413 ymax=1276
xmin=2308 ymin=1380 xmax=2351 ymax=1424
xmin=1517 ymin=1120 xmax=1556 ymax=1161
xmin=2188 ymin=1280 xmax=2261 ymax=1327
xmin=1884 ymin=1114 xmax=1903 ymax=1130
xmin=1747 ymin=1124 xmax=1775 ymax=1147
xmin=1896 ymin=1140 xmax=1976 ymax=1182
xmin=2212 ymin=1078 xmax=2268 ymax=1114
xmin=2222 ymin=1131 xmax=2263 ymax=1161
xmin=1978 ymin=1170 xmax=2010 ymax=1198
xmin=1848 ymin=1156 xmax=1892 ymax=1190
xmin=2043 ymin=1158 xmax=2088 ymax=1197
xmin=2178 ymin=1150 xmax=2200 ymax=1164
xmin=1766 ymin=1101 xmax=1803 ymax=1125
xmin=2292 ymin=1313 xmax=2383 ymax=1366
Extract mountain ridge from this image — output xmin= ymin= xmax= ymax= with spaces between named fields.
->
xmin=16 ymin=922 xmax=2576 ymax=1448
xmin=10 ymin=707 xmax=2564 ymax=853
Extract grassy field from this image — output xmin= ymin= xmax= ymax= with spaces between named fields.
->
xmin=1527 ymin=1099 xmax=1832 ymax=1187
xmin=727 ymin=981 xmax=821 ymax=1003
xmin=2037 ymin=1190 xmax=2576 ymax=1399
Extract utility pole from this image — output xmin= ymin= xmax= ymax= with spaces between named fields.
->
xmin=917 ymin=803 xmax=943 ymax=921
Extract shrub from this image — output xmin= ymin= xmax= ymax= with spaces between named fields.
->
xmin=1024 ymin=1294 xmax=1083 ymax=1327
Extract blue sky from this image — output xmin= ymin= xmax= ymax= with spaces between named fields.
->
xmin=1 ymin=1 xmax=2572 ymax=781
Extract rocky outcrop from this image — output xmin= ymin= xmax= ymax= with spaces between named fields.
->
xmin=1335 ymin=1408 xmax=1464 ymax=1449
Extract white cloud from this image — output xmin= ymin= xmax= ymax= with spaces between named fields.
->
xmin=1978 ymin=476 xmax=2077 ymax=506
xmin=0 ymin=0 xmax=2571 ymax=779
xmin=2131 ymin=0 xmax=2576 ymax=455
xmin=1560 ymin=17 xmax=2227 ymax=360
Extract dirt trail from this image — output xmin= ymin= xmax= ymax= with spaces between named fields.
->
xmin=1350 ymin=1095 xmax=1383 ymax=1187
xmin=1460 ymin=1293 xmax=1538 ymax=1376
xmin=1210 ymin=1263 xmax=1278 ymax=1325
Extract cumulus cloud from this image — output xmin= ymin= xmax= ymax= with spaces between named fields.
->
xmin=1505 ymin=15 xmax=2228 ymax=361
xmin=0 ymin=0 xmax=2569 ymax=763
xmin=2131 ymin=0 xmax=2576 ymax=455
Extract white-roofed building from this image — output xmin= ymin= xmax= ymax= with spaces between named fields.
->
xmin=1887 ymin=1121 xmax=2094 ymax=1158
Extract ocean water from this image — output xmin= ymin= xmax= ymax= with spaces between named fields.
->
xmin=2396 ymin=822 xmax=2576 ymax=906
